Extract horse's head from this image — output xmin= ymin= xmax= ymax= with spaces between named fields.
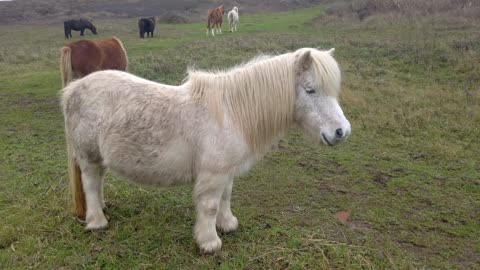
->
xmin=219 ymin=5 xmax=225 ymax=14
xmin=91 ymin=25 xmax=98 ymax=35
xmin=293 ymin=48 xmax=351 ymax=146
xmin=233 ymin=6 xmax=238 ymax=13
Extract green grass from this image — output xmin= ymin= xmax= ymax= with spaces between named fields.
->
xmin=1 ymin=5 xmax=479 ymax=269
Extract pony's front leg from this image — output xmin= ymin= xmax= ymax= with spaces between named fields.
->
xmin=216 ymin=176 xmax=238 ymax=232
xmin=194 ymin=172 xmax=228 ymax=253
xmin=78 ymin=160 xmax=108 ymax=230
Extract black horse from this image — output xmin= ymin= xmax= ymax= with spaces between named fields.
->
xmin=138 ymin=17 xmax=156 ymax=38
xmin=64 ymin=19 xmax=98 ymax=39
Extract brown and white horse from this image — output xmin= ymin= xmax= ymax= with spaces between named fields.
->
xmin=60 ymin=37 xmax=128 ymax=87
xmin=206 ymin=5 xmax=225 ymax=36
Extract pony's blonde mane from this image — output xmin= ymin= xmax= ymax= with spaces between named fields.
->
xmin=188 ymin=49 xmax=341 ymax=153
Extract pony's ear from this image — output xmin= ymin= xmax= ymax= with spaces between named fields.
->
xmin=297 ymin=50 xmax=312 ymax=73
xmin=327 ymin=48 xmax=335 ymax=55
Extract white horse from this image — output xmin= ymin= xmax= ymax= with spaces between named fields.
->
xmin=61 ymin=47 xmax=351 ymax=254
xmin=228 ymin=6 xmax=239 ymax=32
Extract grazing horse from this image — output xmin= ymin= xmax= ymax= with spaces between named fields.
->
xmin=64 ymin=19 xmax=97 ymax=39
xmin=61 ymin=48 xmax=351 ymax=254
xmin=227 ymin=6 xmax=239 ymax=32
xmin=206 ymin=5 xmax=224 ymax=36
xmin=60 ymin=37 xmax=128 ymax=87
xmin=138 ymin=17 xmax=156 ymax=38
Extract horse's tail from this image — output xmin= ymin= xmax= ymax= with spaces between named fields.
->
xmin=207 ymin=14 xmax=211 ymax=31
xmin=228 ymin=12 xmax=233 ymax=31
xmin=65 ymin=125 xmax=86 ymax=219
xmin=138 ymin=19 xmax=144 ymax=38
xmin=112 ymin=36 xmax=129 ymax=71
xmin=60 ymin=46 xmax=73 ymax=87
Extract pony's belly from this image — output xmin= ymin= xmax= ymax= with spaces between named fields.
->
xmin=104 ymin=139 xmax=195 ymax=186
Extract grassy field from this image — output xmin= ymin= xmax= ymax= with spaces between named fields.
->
xmin=1 ymin=5 xmax=479 ymax=269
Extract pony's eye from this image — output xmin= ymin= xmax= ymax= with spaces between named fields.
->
xmin=306 ymin=88 xmax=316 ymax=94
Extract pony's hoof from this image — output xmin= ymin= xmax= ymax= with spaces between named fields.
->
xmin=85 ymin=216 xmax=108 ymax=230
xmin=199 ymin=236 xmax=222 ymax=254
xmin=217 ymin=216 xmax=238 ymax=233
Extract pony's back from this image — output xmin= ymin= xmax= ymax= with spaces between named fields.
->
xmin=60 ymin=38 xmax=128 ymax=86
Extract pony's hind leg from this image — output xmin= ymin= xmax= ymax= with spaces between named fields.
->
xmin=78 ymin=159 xmax=108 ymax=230
xmin=194 ymin=172 xmax=228 ymax=253
xmin=216 ymin=176 xmax=238 ymax=232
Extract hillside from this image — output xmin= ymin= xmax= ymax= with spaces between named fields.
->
xmin=0 ymin=0 xmax=324 ymax=24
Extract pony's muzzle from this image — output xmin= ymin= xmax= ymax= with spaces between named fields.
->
xmin=322 ymin=126 xmax=351 ymax=146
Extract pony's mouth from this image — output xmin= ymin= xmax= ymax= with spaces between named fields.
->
xmin=321 ymin=133 xmax=334 ymax=146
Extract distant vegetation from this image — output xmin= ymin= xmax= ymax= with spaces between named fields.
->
xmin=323 ymin=0 xmax=480 ymax=20
xmin=0 ymin=0 xmax=322 ymax=24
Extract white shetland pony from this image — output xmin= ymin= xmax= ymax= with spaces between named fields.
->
xmin=61 ymin=47 xmax=351 ymax=254
xmin=228 ymin=6 xmax=239 ymax=32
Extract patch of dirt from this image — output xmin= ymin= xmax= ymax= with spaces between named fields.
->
xmin=347 ymin=220 xmax=372 ymax=233
xmin=0 ymin=0 xmax=324 ymax=24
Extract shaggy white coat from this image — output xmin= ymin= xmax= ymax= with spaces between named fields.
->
xmin=61 ymin=47 xmax=351 ymax=253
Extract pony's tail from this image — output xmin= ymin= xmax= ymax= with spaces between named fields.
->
xmin=113 ymin=36 xmax=129 ymax=71
xmin=207 ymin=13 xmax=212 ymax=31
xmin=60 ymin=46 xmax=73 ymax=88
xmin=138 ymin=20 xmax=144 ymax=38
xmin=65 ymin=128 xmax=86 ymax=219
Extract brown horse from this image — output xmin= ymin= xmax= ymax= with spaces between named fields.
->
xmin=206 ymin=5 xmax=225 ymax=36
xmin=60 ymin=37 xmax=128 ymax=87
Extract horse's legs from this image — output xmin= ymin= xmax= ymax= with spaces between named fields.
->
xmin=78 ymin=159 xmax=108 ymax=230
xmin=194 ymin=172 xmax=228 ymax=253
xmin=216 ymin=176 xmax=238 ymax=232
xmin=100 ymin=173 xmax=106 ymax=209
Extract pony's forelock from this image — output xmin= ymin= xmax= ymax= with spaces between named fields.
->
xmin=296 ymin=48 xmax=342 ymax=97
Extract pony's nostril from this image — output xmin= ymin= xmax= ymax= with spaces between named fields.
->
xmin=335 ymin=128 xmax=343 ymax=139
